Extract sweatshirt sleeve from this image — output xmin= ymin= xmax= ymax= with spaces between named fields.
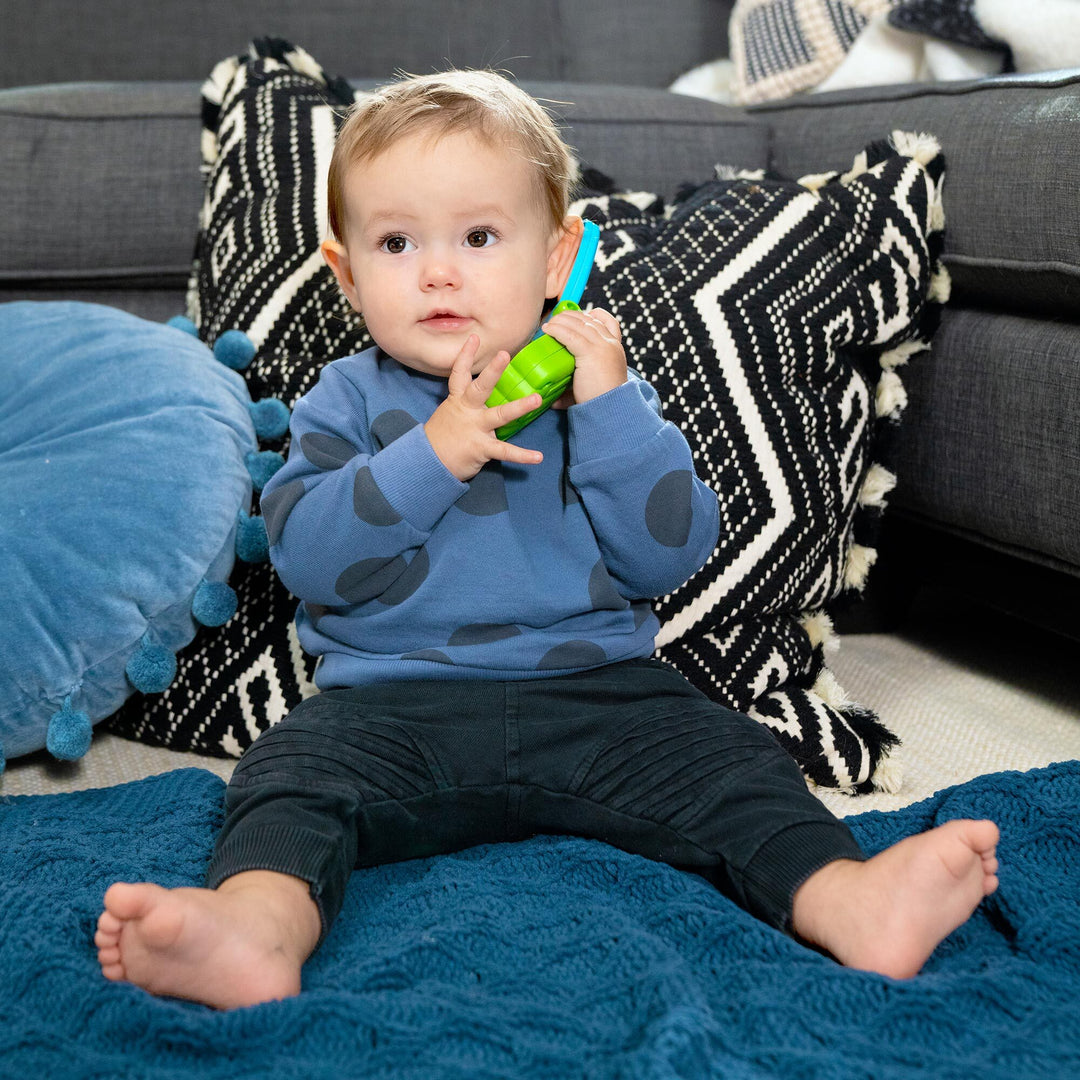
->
xmin=567 ymin=372 xmax=719 ymax=600
xmin=259 ymin=362 xmax=466 ymax=606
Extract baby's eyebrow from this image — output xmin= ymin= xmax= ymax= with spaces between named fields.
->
xmin=455 ymin=203 xmax=514 ymax=222
xmin=361 ymin=209 xmax=418 ymax=230
xmin=363 ymin=205 xmax=515 ymax=231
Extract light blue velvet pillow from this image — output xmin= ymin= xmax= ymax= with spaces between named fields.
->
xmin=0 ymin=302 xmax=263 ymax=770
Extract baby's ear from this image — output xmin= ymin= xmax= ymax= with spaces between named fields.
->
xmin=322 ymin=239 xmax=362 ymax=312
xmin=546 ymin=215 xmax=585 ymax=298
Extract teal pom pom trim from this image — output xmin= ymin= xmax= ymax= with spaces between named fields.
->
xmin=192 ymin=579 xmax=238 ymax=627
xmin=214 ymin=329 xmax=256 ymax=371
xmin=126 ymin=639 xmax=178 ymax=694
xmin=166 ymin=315 xmax=199 ymax=337
xmin=46 ymin=699 xmax=93 ymax=761
xmin=249 ymin=397 xmax=291 ymax=440
xmin=246 ymin=450 xmax=285 ymax=491
xmin=236 ymin=510 xmax=270 ymax=563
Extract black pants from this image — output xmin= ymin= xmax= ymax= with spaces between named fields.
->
xmin=206 ymin=659 xmax=864 ymax=944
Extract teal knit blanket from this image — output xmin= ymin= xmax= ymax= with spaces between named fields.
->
xmin=1 ymin=761 xmax=1078 ymax=1078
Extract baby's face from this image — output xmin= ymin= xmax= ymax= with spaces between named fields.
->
xmin=330 ymin=129 xmax=569 ymax=377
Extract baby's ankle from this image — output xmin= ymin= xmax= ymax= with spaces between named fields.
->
xmin=217 ymin=870 xmax=322 ymax=958
xmin=789 ymin=858 xmax=862 ymax=948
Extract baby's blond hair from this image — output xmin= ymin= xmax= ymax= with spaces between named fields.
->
xmin=327 ymin=70 xmax=576 ymax=242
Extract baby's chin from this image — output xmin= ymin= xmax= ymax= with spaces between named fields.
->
xmin=388 ymin=333 xmax=530 ymax=379
xmin=392 ymin=350 xmax=495 ymax=379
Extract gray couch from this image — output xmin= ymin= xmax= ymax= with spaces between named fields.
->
xmin=3 ymin=0 xmax=1077 ymax=648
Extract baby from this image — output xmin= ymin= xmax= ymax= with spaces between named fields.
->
xmin=96 ymin=69 xmax=999 ymax=1010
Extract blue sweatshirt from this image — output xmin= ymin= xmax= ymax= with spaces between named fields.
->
xmin=260 ymin=347 xmax=719 ymax=689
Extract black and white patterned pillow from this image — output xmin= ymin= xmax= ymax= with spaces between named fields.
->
xmin=574 ymin=143 xmax=947 ymax=791
xmin=109 ymin=41 xmax=947 ymax=793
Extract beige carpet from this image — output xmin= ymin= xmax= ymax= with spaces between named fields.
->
xmin=818 ymin=611 xmax=1080 ymax=817
xmin=5 ymin=603 xmax=1079 ymax=820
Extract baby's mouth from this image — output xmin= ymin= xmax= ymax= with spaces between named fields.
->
xmin=421 ymin=310 xmax=472 ymax=330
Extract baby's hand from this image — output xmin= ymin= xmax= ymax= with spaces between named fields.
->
xmin=425 ymin=335 xmax=545 ymax=481
xmin=543 ymin=306 xmax=627 ymax=408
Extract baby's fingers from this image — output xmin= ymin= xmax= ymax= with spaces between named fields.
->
xmin=586 ymin=307 xmax=622 ymax=341
xmin=492 ymin=445 xmax=543 ymax=466
xmin=468 ymin=349 xmax=513 ymax=402
xmin=546 ymin=307 xmax=620 ymax=348
xmin=486 ymin=391 xmax=545 ymax=463
xmin=447 ymin=335 xmax=481 ymax=396
xmin=488 ymin=391 xmax=542 ymax=433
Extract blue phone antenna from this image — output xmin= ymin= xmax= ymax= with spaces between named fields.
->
xmin=560 ymin=220 xmax=600 ymax=306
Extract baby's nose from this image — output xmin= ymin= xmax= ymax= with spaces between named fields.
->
xmin=421 ymin=252 xmax=460 ymax=290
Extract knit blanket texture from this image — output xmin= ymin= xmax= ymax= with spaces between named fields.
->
xmin=1 ymin=761 xmax=1078 ymax=1078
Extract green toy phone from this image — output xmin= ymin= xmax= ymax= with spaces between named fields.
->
xmin=485 ymin=219 xmax=600 ymax=440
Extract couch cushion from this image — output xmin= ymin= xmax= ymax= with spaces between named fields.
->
xmin=0 ymin=76 xmax=767 ymax=302
xmin=894 ymin=306 xmax=1080 ymax=573
xmin=755 ymin=71 xmax=1080 ymax=318
xmin=0 ymin=83 xmax=204 ymax=292
xmin=525 ymin=83 xmax=770 ymax=206
xmin=0 ymin=302 xmax=258 ymax=770
xmin=109 ymin=41 xmax=949 ymax=795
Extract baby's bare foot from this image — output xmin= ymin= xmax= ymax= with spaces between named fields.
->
xmin=792 ymin=819 xmax=1000 ymax=979
xmin=95 ymin=870 xmax=321 ymax=1009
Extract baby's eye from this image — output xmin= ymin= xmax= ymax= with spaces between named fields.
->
xmin=380 ymin=234 xmax=414 ymax=254
xmin=465 ymin=229 xmax=498 ymax=249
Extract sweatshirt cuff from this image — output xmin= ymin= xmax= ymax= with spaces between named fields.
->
xmin=567 ymin=379 xmax=666 ymax=465
xmin=367 ymin=422 xmax=467 ymax=533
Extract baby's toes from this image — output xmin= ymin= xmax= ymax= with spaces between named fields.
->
xmin=100 ymin=959 xmax=126 ymax=981
xmin=94 ymin=926 xmax=119 ymax=950
xmin=97 ymin=909 xmax=123 ymax=937
xmin=96 ymin=929 xmax=125 ymax=978
xmin=97 ymin=943 xmax=121 ymax=966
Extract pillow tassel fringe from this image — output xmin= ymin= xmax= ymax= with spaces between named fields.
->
xmin=45 ymin=695 xmax=93 ymax=763
xmin=836 ymin=130 xmax=949 ymax=607
xmin=843 ymin=543 xmax=878 ymax=592
xmin=879 ymin=337 xmax=926 ymax=371
xmin=928 ymin=265 xmax=952 ymax=305
xmin=875 ymin=370 xmax=908 ymax=419
xmin=888 ymin=130 xmax=942 ymax=167
xmin=235 ymin=509 xmax=270 ymax=563
xmin=798 ymin=609 xmax=837 ymax=653
xmin=809 ymin=664 xmax=904 ymax=795
xmin=858 ymin=463 xmax=897 ymax=509
xmin=192 ymin=579 xmax=239 ymax=628
xmin=125 ymin=637 xmax=178 ymax=696
xmin=798 ymin=131 xmax=948 ymax=792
